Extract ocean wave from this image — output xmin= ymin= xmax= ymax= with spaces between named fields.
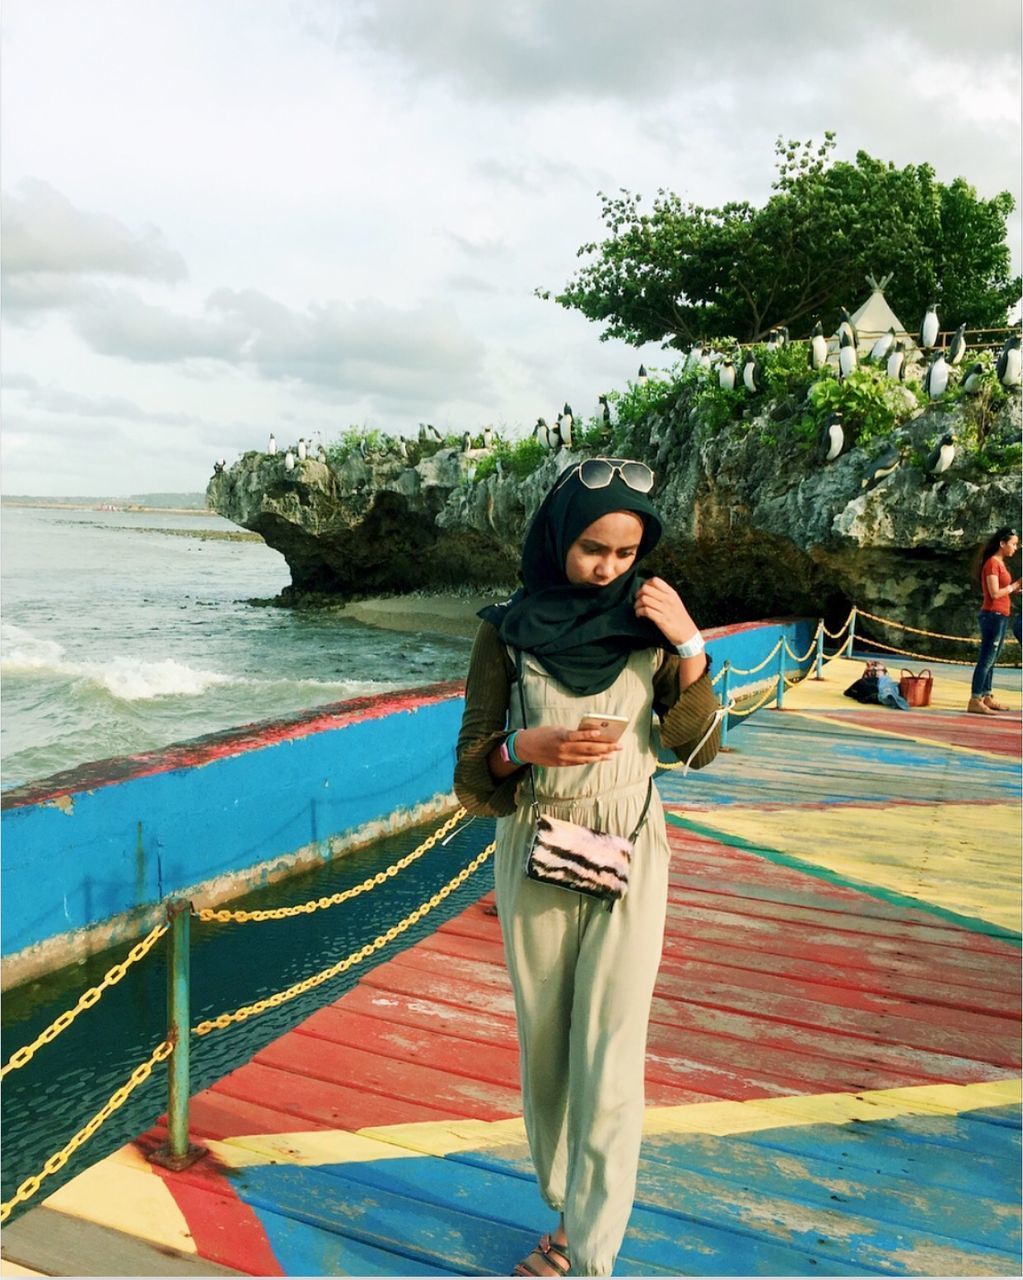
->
xmin=1 ymin=625 xmax=383 ymax=703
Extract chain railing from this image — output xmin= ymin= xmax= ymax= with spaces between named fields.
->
xmin=0 ymin=1039 xmax=173 ymax=1223
xmin=193 ymin=842 xmax=495 ymax=1037
xmin=5 ymin=597 xmax=1002 ymax=1222
xmin=1 ymin=923 xmax=168 ymax=1080
xmin=194 ymin=808 xmax=469 ymax=924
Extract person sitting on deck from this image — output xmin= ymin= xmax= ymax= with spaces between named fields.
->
xmin=454 ymin=459 xmax=722 ymax=1277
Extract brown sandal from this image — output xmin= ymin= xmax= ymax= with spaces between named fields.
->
xmin=513 ymin=1233 xmax=571 ymax=1277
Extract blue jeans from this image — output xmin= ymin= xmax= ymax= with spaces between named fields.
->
xmin=971 ymin=611 xmax=1008 ymax=698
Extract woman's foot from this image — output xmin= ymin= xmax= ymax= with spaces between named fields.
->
xmin=983 ymin=694 xmax=1011 ymax=712
xmin=967 ymin=696 xmax=998 ymax=715
xmin=513 ymin=1233 xmax=571 ymax=1277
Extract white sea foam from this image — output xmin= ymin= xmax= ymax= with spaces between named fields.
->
xmin=1 ymin=624 xmax=386 ymax=702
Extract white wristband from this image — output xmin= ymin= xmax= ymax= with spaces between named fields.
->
xmin=675 ymin=632 xmax=705 ymax=659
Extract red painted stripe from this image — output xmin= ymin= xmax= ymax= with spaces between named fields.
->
xmin=812 ymin=707 xmax=1022 ymax=756
xmin=135 ymin=1132 xmax=284 ymax=1276
xmin=2 ymin=681 xmax=464 ymax=808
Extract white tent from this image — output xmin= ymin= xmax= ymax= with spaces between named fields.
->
xmin=831 ymin=274 xmax=915 ymax=352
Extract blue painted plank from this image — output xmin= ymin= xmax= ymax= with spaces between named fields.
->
xmin=735 ymin=1108 xmax=1021 ymax=1201
xmin=251 ymin=1202 xmax=454 ymax=1276
xmin=339 ymin=1150 xmax=876 ymax=1276
xmin=637 ymin=1127 xmax=1019 ymax=1252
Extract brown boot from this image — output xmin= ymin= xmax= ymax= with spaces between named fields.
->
xmin=967 ymin=697 xmax=998 ymax=715
xmin=983 ymin=695 xmax=1011 ymax=712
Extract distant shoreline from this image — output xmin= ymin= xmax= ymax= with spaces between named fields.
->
xmin=2 ymin=498 xmax=216 ymax=516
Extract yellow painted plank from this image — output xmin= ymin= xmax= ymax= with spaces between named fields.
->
xmin=209 ymin=1129 xmax=417 ymax=1168
xmin=689 ymin=802 xmax=1022 ymax=931
xmin=42 ymin=1142 xmax=196 ymax=1255
xmin=0 ymin=1261 xmax=48 ymax=1276
xmin=644 ymin=1078 xmax=1021 ymax=1139
xmin=357 ymin=1114 xmax=528 ymax=1157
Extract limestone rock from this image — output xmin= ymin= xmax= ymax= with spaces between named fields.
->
xmin=209 ymin=395 xmax=1021 ymax=657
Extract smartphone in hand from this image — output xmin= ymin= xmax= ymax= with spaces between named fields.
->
xmin=577 ymin=713 xmax=630 ymax=743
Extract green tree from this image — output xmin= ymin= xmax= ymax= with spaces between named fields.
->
xmin=538 ymin=135 xmax=1021 ymax=346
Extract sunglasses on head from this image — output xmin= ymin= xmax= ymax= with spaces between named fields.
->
xmin=554 ymin=457 xmax=656 ymax=495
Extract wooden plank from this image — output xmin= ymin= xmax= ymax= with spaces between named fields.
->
xmin=0 ymin=1206 xmax=244 ymax=1277
xmin=255 ymin=1034 xmax=522 ymax=1120
xmin=211 ymin=1061 xmax=471 ymax=1129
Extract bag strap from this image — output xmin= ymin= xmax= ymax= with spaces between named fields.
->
xmin=514 ymin=648 xmax=653 ymax=840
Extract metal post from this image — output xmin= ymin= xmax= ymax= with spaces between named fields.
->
xmin=148 ymin=899 xmax=206 ymax=1171
xmin=846 ymin=608 xmax=857 ymax=658
xmin=776 ymin=643 xmax=786 ymax=709
xmin=719 ymin=662 xmax=732 ymax=750
xmin=814 ymin=624 xmax=825 ymax=680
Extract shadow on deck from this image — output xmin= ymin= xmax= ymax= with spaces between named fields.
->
xmin=4 ymin=659 xmax=1021 ymax=1276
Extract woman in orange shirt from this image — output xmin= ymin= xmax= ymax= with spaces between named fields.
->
xmin=968 ymin=526 xmax=1021 ymax=714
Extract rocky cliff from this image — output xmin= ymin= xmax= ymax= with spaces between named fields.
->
xmin=208 ymin=393 xmax=1021 ymax=657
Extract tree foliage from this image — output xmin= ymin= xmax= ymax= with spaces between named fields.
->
xmin=539 ymin=135 xmax=1021 ymax=346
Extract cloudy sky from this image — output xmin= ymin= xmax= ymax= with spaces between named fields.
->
xmin=2 ymin=0 xmax=1020 ymax=496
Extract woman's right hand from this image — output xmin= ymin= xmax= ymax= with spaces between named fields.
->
xmin=516 ymin=726 xmax=621 ymax=767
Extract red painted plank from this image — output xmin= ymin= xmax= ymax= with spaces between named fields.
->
xmin=211 ymin=1060 xmax=469 ymax=1129
xmin=651 ymin=969 xmax=1020 ymax=1068
xmin=255 ymin=1035 xmax=523 ymax=1120
xmin=815 ymin=708 xmax=1022 ymax=756
xmin=664 ymin=890 xmax=1016 ymax=952
xmin=185 ymin=1089 xmax=339 ymax=1140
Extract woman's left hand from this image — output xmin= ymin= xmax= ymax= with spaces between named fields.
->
xmin=635 ymin=577 xmax=698 ymax=647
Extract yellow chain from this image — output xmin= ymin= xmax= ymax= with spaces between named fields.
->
xmin=0 ymin=1039 xmax=173 ymax=1223
xmin=783 ymin=632 xmax=820 ymax=664
xmin=727 ymin=685 xmax=780 ymax=718
xmin=194 ymin=843 xmax=496 ymax=1036
xmin=858 ymin=634 xmax=1020 ymax=667
xmin=0 ymin=923 xmax=168 ymax=1080
xmin=728 ymin=638 xmax=783 ymax=677
xmin=821 ymin=607 xmax=856 ymax=640
xmin=710 ymin=666 xmax=724 ymax=686
xmin=195 ymin=808 xmax=469 ymax=924
xmin=855 ymin=605 xmax=985 ymax=644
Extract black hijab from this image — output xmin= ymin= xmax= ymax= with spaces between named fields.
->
xmin=478 ymin=464 xmax=671 ymax=695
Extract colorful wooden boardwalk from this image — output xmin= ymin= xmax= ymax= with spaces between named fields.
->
xmin=3 ymin=658 xmax=1020 ymax=1276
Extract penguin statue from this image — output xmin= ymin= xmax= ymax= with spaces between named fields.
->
xmin=461 ymin=431 xmax=472 ymax=452
xmin=996 ymin=334 xmax=1021 ymax=388
xmin=886 ymin=341 xmax=906 ymax=382
xmin=925 ymin=432 xmax=956 ymax=479
xmin=284 ymin=449 xmax=295 ymax=472
xmin=861 ymin=443 xmax=904 ymax=491
xmin=946 ymin=323 xmax=968 ymax=366
xmin=924 ymin=351 xmax=950 ymax=399
xmin=809 ymin=320 xmax=828 ymax=371
xmin=741 ymin=353 xmax=761 ymax=393
xmin=637 ymin=364 xmax=648 ymax=384
xmin=838 ymin=329 xmax=858 ymax=379
xmin=686 ymin=345 xmax=703 ymax=371
xmin=819 ymin=411 xmax=845 ymax=463
xmin=483 ymin=425 xmax=494 ymax=449
xmin=718 ymin=358 xmax=736 ymax=391
xmin=316 ymin=445 xmax=328 ymax=463
xmin=268 ymin=432 xmax=278 ymax=455
xmin=837 ymin=307 xmax=859 ymax=351
xmin=598 ymin=394 xmax=611 ymax=427
xmin=297 ymin=438 xmax=307 ymax=460
xmin=868 ymin=328 xmax=896 ymax=363
xmin=919 ymin=303 xmax=939 ymax=351
xmin=961 ymin=361 xmax=984 ymax=394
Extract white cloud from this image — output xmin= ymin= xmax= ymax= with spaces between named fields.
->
xmin=0 ymin=0 xmax=1018 ymax=495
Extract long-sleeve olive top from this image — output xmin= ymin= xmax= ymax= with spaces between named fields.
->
xmin=454 ymin=621 xmax=722 ymax=817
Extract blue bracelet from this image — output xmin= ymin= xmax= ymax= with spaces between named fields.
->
xmin=505 ymin=730 xmax=524 ymax=766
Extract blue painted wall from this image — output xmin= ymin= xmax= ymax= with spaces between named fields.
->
xmin=2 ymin=618 xmax=817 ymax=963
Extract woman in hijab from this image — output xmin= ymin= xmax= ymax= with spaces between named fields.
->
xmin=454 ymin=459 xmax=722 ymax=1277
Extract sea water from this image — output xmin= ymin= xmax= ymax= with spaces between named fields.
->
xmin=1 ymin=504 xmax=474 ymax=788
xmin=1 ymin=502 xmax=493 ymax=1215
